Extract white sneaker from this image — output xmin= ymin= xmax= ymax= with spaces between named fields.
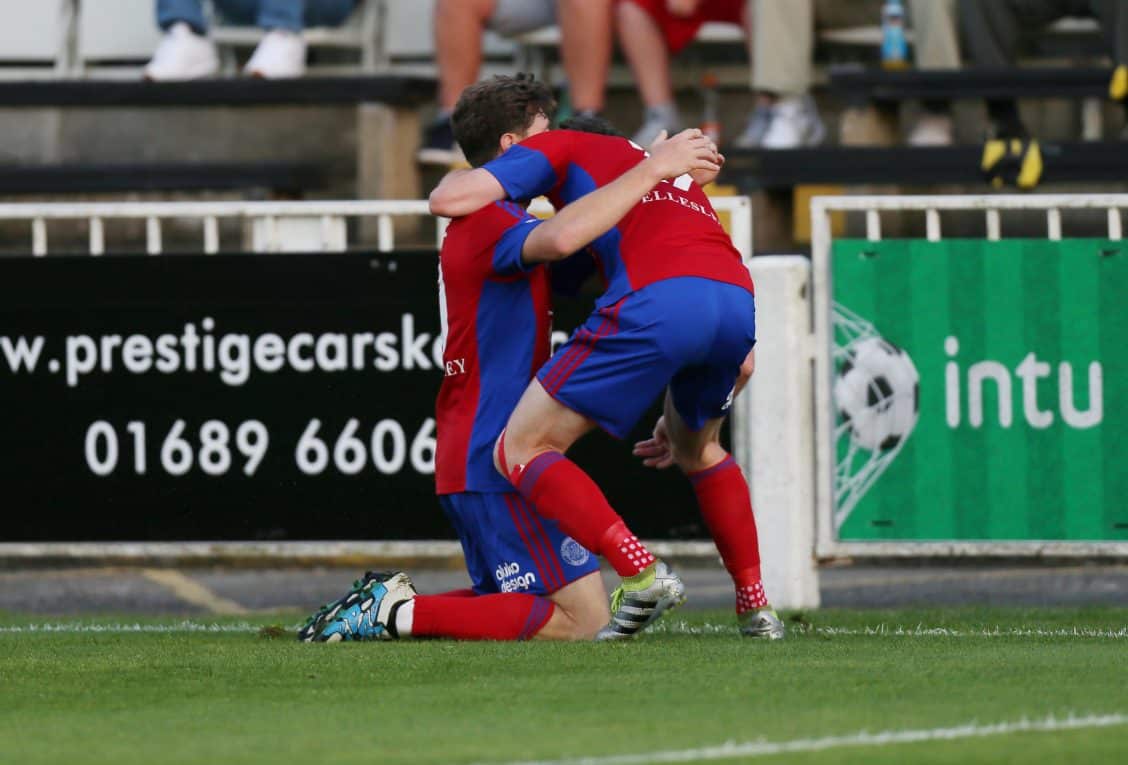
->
xmin=760 ymin=95 xmax=826 ymax=149
xmin=631 ymin=110 xmax=683 ymax=148
xmin=732 ymin=105 xmax=773 ymax=149
xmin=143 ymin=22 xmax=219 ymax=81
xmin=908 ymin=113 xmax=954 ymax=146
xmin=244 ymin=29 xmax=306 ymax=79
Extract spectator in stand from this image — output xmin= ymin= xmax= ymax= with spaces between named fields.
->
xmin=617 ymin=0 xmax=965 ymax=149
xmin=742 ymin=0 xmax=965 ymax=148
xmin=617 ymin=0 xmax=826 ymax=149
xmin=617 ymin=0 xmax=748 ymax=145
xmin=905 ymin=0 xmax=961 ymax=146
xmin=960 ymin=0 xmax=1128 ymax=141
xmin=144 ymin=0 xmax=360 ymax=80
xmin=419 ymin=0 xmax=613 ymax=165
xmin=740 ymin=0 xmax=831 ymax=149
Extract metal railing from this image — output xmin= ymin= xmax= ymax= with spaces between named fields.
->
xmin=0 ymin=195 xmax=754 ymax=259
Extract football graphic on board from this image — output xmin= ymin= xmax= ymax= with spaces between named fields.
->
xmin=834 ymin=336 xmax=920 ymax=451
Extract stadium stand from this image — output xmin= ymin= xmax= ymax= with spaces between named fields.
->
xmin=722 ymin=140 xmax=1128 ymax=189
xmin=0 ymin=75 xmax=431 ymax=201
xmin=1 ymin=1 xmax=1124 ymax=251
xmin=2 ymin=0 xmax=382 ymax=77
xmin=0 ymin=161 xmax=327 ymax=196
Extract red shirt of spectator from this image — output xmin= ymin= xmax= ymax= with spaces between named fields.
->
xmin=621 ymin=0 xmax=747 ymax=54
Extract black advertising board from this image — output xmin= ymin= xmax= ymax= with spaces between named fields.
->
xmin=0 ymin=252 xmax=710 ymax=542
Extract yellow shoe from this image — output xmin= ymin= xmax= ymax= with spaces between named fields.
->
xmin=1110 ymin=64 xmax=1127 ymax=101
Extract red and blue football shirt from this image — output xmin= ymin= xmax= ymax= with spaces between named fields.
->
xmin=434 ymin=201 xmax=550 ymax=495
xmin=481 ymin=129 xmax=754 ymax=307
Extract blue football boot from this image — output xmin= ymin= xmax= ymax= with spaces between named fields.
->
xmin=297 ymin=570 xmax=389 ymax=642
xmin=316 ymin=572 xmax=416 ymax=643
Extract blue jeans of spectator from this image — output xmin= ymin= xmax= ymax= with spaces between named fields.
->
xmin=158 ymin=0 xmax=358 ymax=33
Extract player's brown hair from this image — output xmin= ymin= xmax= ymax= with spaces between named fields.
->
xmin=558 ymin=114 xmax=624 ymax=138
xmin=452 ymin=73 xmax=557 ymax=168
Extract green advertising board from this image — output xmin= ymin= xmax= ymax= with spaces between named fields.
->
xmin=831 ymin=238 xmax=1127 ymax=542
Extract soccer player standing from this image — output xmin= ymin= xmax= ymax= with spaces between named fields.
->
xmin=301 ymin=80 xmax=719 ymax=642
xmin=430 ymin=76 xmax=784 ymax=640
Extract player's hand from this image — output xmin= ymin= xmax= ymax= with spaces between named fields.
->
xmin=633 ymin=416 xmax=675 ymax=469
xmin=666 ymin=0 xmax=702 ymax=18
xmin=690 ymin=151 xmax=725 ymax=186
xmin=645 ymin=128 xmax=720 ymax=182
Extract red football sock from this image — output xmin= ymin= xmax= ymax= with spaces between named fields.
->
xmin=411 ymin=593 xmax=554 ymax=640
xmin=509 ymin=450 xmax=655 ymax=577
xmin=435 ymin=588 xmax=478 ymax=598
xmin=689 ymin=455 xmax=768 ymax=613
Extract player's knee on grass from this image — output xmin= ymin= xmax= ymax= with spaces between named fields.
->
xmin=540 ymin=571 xmax=609 ymax=640
xmin=535 ymin=604 xmax=604 ymax=641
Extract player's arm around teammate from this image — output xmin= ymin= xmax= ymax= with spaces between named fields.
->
xmin=519 ymin=129 xmax=720 ymax=263
xmin=429 ymin=129 xmax=719 ymax=219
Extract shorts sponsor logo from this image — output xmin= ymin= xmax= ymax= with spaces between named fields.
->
xmin=559 ymin=536 xmax=591 ymax=566
xmin=495 ymin=561 xmax=537 ymax=592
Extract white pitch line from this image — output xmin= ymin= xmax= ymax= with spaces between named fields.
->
xmin=2 ymin=621 xmax=1126 ymax=638
xmin=0 ymin=622 xmax=263 ymax=634
xmin=649 ymin=620 xmax=1128 ymax=639
xmin=482 ymin=713 xmax=1128 ymax=765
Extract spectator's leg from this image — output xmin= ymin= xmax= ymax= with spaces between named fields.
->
xmin=417 ymin=0 xmax=495 ymax=165
xmin=910 ymin=0 xmax=960 ymax=68
xmin=960 ymin=0 xmax=1068 ymax=136
xmin=211 ymin=0 xmax=258 ymax=26
xmin=148 ymin=0 xmax=219 ymax=80
xmin=748 ymin=0 xmax=823 ymax=148
xmin=1091 ymin=0 xmax=1128 ymax=119
xmin=1089 ymin=0 xmax=1128 ymax=62
xmin=234 ymin=0 xmax=309 ymax=77
xmin=907 ymin=0 xmax=959 ymax=145
xmin=240 ymin=0 xmax=360 ymax=30
xmin=254 ymin=0 xmax=304 ymax=30
xmin=751 ymin=0 xmax=811 ymax=97
xmin=617 ymin=0 xmax=682 ymax=144
xmin=557 ymin=0 xmax=612 ymax=113
xmin=435 ymin=0 xmax=495 ymax=112
xmin=1089 ymin=0 xmax=1128 ymax=126
xmin=958 ymin=0 xmax=1023 ymax=67
xmin=303 ymin=0 xmax=360 ymax=28
xmin=959 ymin=0 xmax=1023 ymax=135
xmin=961 ymin=0 xmax=1058 ymax=187
xmin=157 ymin=0 xmax=209 ymax=33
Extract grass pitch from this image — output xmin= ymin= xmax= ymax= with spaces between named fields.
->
xmin=1 ymin=607 xmax=1125 ymax=765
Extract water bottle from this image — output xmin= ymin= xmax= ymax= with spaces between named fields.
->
xmin=700 ymin=71 xmax=721 ymax=143
xmin=881 ymin=0 xmax=908 ymax=70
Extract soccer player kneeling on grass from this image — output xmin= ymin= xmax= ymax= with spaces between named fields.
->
xmin=298 ymin=82 xmax=718 ymax=642
xmin=429 ymin=74 xmax=783 ymax=640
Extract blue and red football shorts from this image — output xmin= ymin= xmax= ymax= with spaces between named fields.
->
xmin=439 ymin=491 xmax=601 ymax=596
xmin=538 ymin=276 xmax=756 ymax=438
